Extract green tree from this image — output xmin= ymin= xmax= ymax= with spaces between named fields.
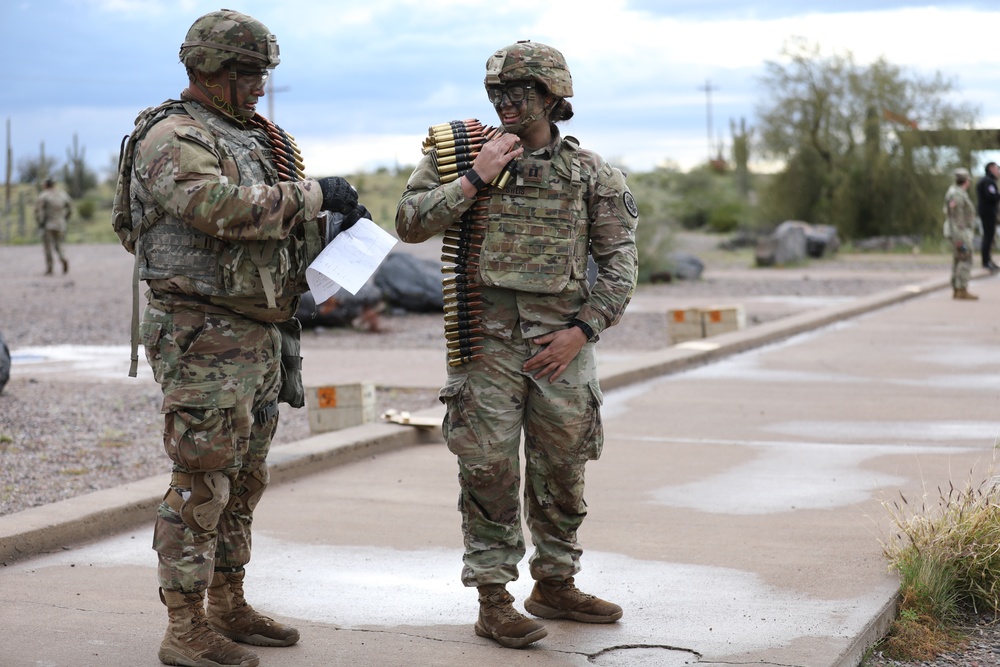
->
xmin=755 ymin=38 xmax=977 ymax=239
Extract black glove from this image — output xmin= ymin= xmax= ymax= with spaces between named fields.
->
xmin=317 ymin=176 xmax=358 ymax=214
xmin=341 ymin=204 xmax=372 ymax=232
xmin=322 ymin=204 xmax=372 ymax=245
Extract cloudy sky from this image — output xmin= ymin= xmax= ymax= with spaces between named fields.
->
xmin=3 ymin=0 xmax=999 ymax=181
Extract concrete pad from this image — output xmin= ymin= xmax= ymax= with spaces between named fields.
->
xmin=2 ymin=270 xmax=1000 ymax=666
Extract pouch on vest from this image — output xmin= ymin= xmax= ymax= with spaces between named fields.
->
xmin=275 ymin=317 xmax=305 ymax=408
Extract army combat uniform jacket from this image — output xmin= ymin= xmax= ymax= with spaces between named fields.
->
xmin=945 ymin=183 xmax=977 ymax=245
xmin=131 ymin=98 xmax=324 ymax=323
xmin=396 ymin=127 xmax=638 ymax=341
xmin=35 ymin=188 xmax=73 ymax=233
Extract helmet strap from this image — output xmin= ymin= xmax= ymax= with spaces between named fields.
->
xmin=192 ymin=69 xmax=244 ymax=123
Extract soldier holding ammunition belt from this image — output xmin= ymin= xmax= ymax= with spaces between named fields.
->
xmin=396 ymin=40 xmax=639 ymax=649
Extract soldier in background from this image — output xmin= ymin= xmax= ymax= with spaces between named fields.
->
xmin=946 ymin=168 xmax=979 ymax=300
xmin=34 ymin=178 xmax=72 ymax=275
xmin=976 ymin=161 xmax=1000 ymax=273
xmin=396 ymin=40 xmax=638 ymax=649
xmin=116 ymin=9 xmax=367 ymax=666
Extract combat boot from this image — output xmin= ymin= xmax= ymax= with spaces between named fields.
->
xmin=206 ymin=568 xmax=300 ymax=647
xmin=524 ymin=577 xmax=623 ymax=623
xmin=954 ymin=288 xmax=979 ymax=300
xmin=475 ymin=584 xmax=548 ymax=648
xmin=158 ymin=588 xmax=259 ymax=667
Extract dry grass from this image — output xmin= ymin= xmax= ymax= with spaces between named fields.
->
xmin=877 ymin=463 xmax=1000 ymax=659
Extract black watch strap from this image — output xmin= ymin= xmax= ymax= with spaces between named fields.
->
xmin=465 ymin=168 xmax=487 ymax=191
xmin=571 ymin=319 xmax=595 ymax=341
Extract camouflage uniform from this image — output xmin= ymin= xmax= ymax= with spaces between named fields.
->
xmin=396 ymin=126 xmax=638 ymax=587
xmin=945 ymin=179 xmax=977 ymax=291
xmin=34 ymin=182 xmax=72 ymax=274
xmin=131 ymin=96 xmax=324 ymax=593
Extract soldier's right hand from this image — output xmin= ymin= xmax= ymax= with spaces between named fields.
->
xmin=317 ymin=176 xmax=359 ymax=214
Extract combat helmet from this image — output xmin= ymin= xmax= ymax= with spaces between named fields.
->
xmin=485 ymin=40 xmax=573 ymax=98
xmin=179 ymin=9 xmax=280 ymax=74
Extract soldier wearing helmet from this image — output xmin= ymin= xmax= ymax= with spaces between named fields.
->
xmin=114 ymin=9 xmax=371 ymax=666
xmin=945 ymin=167 xmax=979 ymax=299
xmin=396 ymin=41 xmax=638 ymax=648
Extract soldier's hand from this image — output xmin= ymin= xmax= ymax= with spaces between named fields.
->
xmin=523 ymin=327 xmax=587 ymax=383
xmin=472 ymin=133 xmax=522 ymax=183
xmin=317 ymin=177 xmax=359 ymax=214
xmin=341 ymin=204 xmax=372 ymax=232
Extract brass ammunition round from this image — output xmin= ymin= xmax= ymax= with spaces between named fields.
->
xmin=444 ymin=311 xmax=483 ymax=322
xmin=431 ymin=119 xmax=478 ymax=133
xmin=444 ymin=332 xmax=484 ymax=342
xmin=448 ymin=353 xmax=484 ymax=367
xmin=438 ymin=161 xmax=474 ymax=175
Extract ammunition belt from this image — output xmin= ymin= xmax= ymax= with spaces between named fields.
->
xmin=423 ymin=119 xmax=514 ymax=367
xmin=249 ymin=114 xmax=306 ymax=182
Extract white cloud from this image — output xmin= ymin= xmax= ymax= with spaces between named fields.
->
xmin=6 ymin=1 xmax=1000 ymax=176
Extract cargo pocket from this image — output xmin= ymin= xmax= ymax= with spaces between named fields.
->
xmin=438 ymin=373 xmax=485 ymax=457
xmin=578 ymin=380 xmax=605 ymax=461
xmin=139 ymin=321 xmax=165 ymax=383
xmin=162 ymin=384 xmax=239 ymax=471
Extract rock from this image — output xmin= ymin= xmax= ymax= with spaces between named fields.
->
xmin=374 ymin=252 xmax=444 ymax=312
xmin=805 ymin=224 xmax=840 ymax=258
xmin=666 ymin=252 xmax=704 ymax=281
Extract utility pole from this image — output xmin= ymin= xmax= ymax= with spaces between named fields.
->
xmin=266 ymin=74 xmax=291 ymax=122
xmin=698 ymin=79 xmax=718 ymax=164
xmin=5 ymin=118 xmax=11 ymax=208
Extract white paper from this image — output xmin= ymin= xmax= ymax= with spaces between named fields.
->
xmin=305 ymin=217 xmax=397 ymax=303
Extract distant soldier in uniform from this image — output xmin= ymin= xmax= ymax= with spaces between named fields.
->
xmin=34 ymin=178 xmax=72 ymax=275
xmin=976 ymin=161 xmax=1000 ymax=272
xmin=946 ymin=168 xmax=979 ymax=300
xmin=396 ymin=41 xmax=639 ymax=648
xmin=115 ymin=9 xmax=368 ymax=666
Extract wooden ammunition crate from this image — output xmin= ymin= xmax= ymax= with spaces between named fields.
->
xmin=667 ymin=307 xmax=704 ymax=344
xmin=305 ymin=383 xmax=376 ymax=434
xmin=701 ymin=305 xmax=746 ymax=338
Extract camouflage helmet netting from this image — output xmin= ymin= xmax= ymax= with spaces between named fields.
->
xmin=179 ymin=9 xmax=280 ymax=74
xmin=484 ymin=40 xmax=573 ymax=98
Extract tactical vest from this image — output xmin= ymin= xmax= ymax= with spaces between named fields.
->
xmin=131 ymin=101 xmax=320 ymax=311
xmin=477 ymin=138 xmax=590 ymax=294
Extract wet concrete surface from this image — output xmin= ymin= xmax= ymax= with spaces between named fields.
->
xmin=2 ymin=269 xmax=999 ymax=666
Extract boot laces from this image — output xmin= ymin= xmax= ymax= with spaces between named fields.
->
xmin=550 ymin=578 xmax=595 ymax=603
xmin=481 ymin=588 xmax=526 ymax=623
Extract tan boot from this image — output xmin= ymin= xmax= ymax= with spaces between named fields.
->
xmin=954 ymin=288 xmax=979 ymax=300
xmin=524 ymin=577 xmax=623 ymax=623
xmin=475 ymin=584 xmax=548 ymax=649
xmin=206 ymin=568 xmax=300 ymax=647
xmin=158 ymin=588 xmax=259 ymax=667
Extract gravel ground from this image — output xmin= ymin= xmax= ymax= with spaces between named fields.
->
xmin=3 ymin=238 xmax=993 ymax=667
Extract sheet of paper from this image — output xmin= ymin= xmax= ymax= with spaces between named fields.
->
xmin=305 ymin=217 xmax=397 ymax=303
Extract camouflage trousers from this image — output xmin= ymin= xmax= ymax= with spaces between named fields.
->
xmin=952 ymin=236 xmax=973 ymax=289
xmin=140 ymin=299 xmax=282 ymax=593
xmin=42 ymin=229 xmax=66 ymax=272
xmin=439 ymin=326 xmax=604 ymax=587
